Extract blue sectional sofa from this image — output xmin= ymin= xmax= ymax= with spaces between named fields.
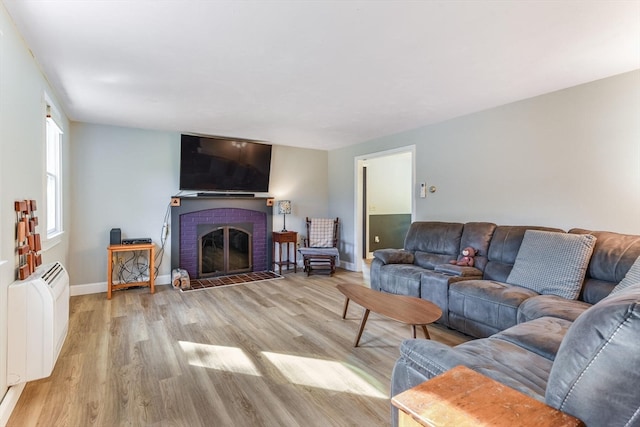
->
xmin=371 ymin=221 xmax=640 ymax=426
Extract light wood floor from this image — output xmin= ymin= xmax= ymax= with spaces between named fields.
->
xmin=8 ymin=269 xmax=469 ymax=427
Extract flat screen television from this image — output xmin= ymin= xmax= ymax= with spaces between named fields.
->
xmin=179 ymin=134 xmax=272 ymax=193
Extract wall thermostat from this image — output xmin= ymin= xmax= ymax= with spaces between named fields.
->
xmin=420 ymin=183 xmax=427 ymax=198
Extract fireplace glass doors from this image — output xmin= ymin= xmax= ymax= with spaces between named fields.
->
xmin=198 ymin=225 xmax=252 ymax=277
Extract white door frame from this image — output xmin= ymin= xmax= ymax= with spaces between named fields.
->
xmin=353 ymin=145 xmax=416 ymax=272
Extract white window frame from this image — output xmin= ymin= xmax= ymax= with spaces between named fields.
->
xmin=45 ymin=104 xmax=64 ymax=240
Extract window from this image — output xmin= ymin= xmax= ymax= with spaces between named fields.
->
xmin=46 ymin=107 xmax=63 ymax=238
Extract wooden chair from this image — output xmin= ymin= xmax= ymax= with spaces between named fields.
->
xmin=298 ymin=217 xmax=339 ymax=276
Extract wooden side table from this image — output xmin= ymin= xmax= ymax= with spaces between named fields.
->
xmin=107 ymin=243 xmax=155 ymax=299
xmin=392 ymin=366 xmax=584 ymax=427
xmin=272 ymin=231 xmax=297 ymax=274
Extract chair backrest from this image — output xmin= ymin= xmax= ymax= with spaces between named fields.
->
xmin=305 ymin=217 xmax=339 ymax=248
xmin=403 ymin=221 xmax=464 ymax=270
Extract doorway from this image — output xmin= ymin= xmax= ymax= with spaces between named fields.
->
xmin=354 ymin=146 xmax=415 ymax=272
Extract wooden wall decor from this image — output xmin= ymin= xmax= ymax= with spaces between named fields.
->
xmin=15 ymin=199 xmax=42 ymax=280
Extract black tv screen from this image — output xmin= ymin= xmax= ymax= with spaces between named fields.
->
xmin=179 ymin=134 xmax=272 ymax=192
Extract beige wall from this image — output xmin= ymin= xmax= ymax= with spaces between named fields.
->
xmin=330 ymin=70 xmax=640 ymax=268
xmin=68 ymin=123 xmax=329 ymax=288
xmin=0 ymin=5 xmax=71 ymax=403
xmin=3 ymin=0 xmax=639 ymax=406
xmin=366 ymin=152 xmax=412 ymax=215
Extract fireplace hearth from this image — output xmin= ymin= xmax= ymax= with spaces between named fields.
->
xmin=170 ymin=196 xmax=273 ymax=279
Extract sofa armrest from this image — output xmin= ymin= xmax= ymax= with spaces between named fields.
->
xmin=373 ymin=249 xmax=414 ymax=265
xmin=434 ymin=264 xmax=483 ymax=277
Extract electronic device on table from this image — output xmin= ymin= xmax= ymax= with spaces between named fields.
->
xmin=121 ymin=238 xmax=152 ymax=245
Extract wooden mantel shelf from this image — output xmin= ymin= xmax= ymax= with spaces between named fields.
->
xmin=392 ymin=366 xmax=584 ymax=427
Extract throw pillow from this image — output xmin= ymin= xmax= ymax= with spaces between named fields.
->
xmin=610 ymin=256 xmax=640 ymax=295
xmin=506 ymin=230 xmax=596 ymax=300
xmin=309 ymin=218 xmax=335 ymax=247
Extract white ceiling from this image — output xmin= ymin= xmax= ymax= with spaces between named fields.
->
xmin=4 ymin=1 xmax=640 ymax=150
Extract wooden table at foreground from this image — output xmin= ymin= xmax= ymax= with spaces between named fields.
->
xmin=392 ymin=366 xmax=585 ymax=427
xmin=336 ymin=283 xmax=442 ymax=347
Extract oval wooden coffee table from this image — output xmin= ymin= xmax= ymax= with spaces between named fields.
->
xmin=336 ymin=283 xmax=442 ymax=347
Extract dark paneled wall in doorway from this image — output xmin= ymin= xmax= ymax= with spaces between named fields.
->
xmin=369 ymin=214 xmax=411 ymax=251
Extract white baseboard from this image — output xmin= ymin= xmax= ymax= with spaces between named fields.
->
xmin=341 ymin=261 xmax=356 ymax=271
xmin=0 ymin=383 xmax=25 ymax=427
xmin=70 ymin=274 xmax=171 ymax=296
xmin=67 ymin=264 xmax=360 ymax=296
xmin=70 ymin=281 xmax=106 ymax=296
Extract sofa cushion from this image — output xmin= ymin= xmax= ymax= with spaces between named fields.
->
xmin=569 ymin=229 xmax=640 ymax=283
xmin=458 ymin=222 xmax=497 ymax=271
xmin=580 ymin=279 xmax=616 ymax=305
xmin=569 ymin=229 xmax=640 ymax=304
xmin=403 ymin=221 xmax=463 ymax=255
xmin=433 ymin=264 xmax=482 ymax=277
xmin=493 ymin=316 xmax=572 ymax=361
xmin=413 ymin=251 xmax=454 ymax=270
xmin=374 ymin=264 xmax=423 ymax=297
xmin=506 ymin=230 xmax=596 ymax=300
xmin=545 ymin=283 xmax=640 ymax=427
xmin=517 ymin=295 xmax=591 ymax=324
xmin=372 ymin=248 xmax=414 ymax=265
xmin=451 ymin=338 xmax=553 ymax=401
xmin=610 ymin=255 xmax=640 ymax=294
xmin=420 ymin=270 xmax=476 ymax=327
xmin=391 ymin=337 xmax=552 ymax=405
xmin=448 ymin=280 xmax=539 ymax=337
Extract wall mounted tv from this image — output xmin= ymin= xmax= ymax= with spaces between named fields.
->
xmin=179 ymin=134 xmax=272 ymax=193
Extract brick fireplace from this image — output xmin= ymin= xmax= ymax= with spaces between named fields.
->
xmin=170 ymin=196 xmax=273 ymax=279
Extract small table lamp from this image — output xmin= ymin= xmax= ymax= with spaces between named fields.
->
xmin=277 ymin=200 xmax=292 ymax=232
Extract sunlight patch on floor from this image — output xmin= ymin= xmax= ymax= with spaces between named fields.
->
xmin=178 ymin=341 xmax=260 ymax=376
xmin=178 ymin=342 xmax=387 ymax=398
xmin=262 ymin=351 xmax=387 ymax=398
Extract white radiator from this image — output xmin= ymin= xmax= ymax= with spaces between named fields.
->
xmin=7 ymin=262 xmax=70 ymax=385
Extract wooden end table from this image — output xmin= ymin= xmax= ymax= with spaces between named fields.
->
xmin=107 ymin=243 xmax=155 ymax=299
xmin=336 ymin=283 xmax=442 ymax=347
xmin=392 ymin=365 xmax=585 ymax=427
xmin=272 ymin=231 xmax=297 ymax=274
